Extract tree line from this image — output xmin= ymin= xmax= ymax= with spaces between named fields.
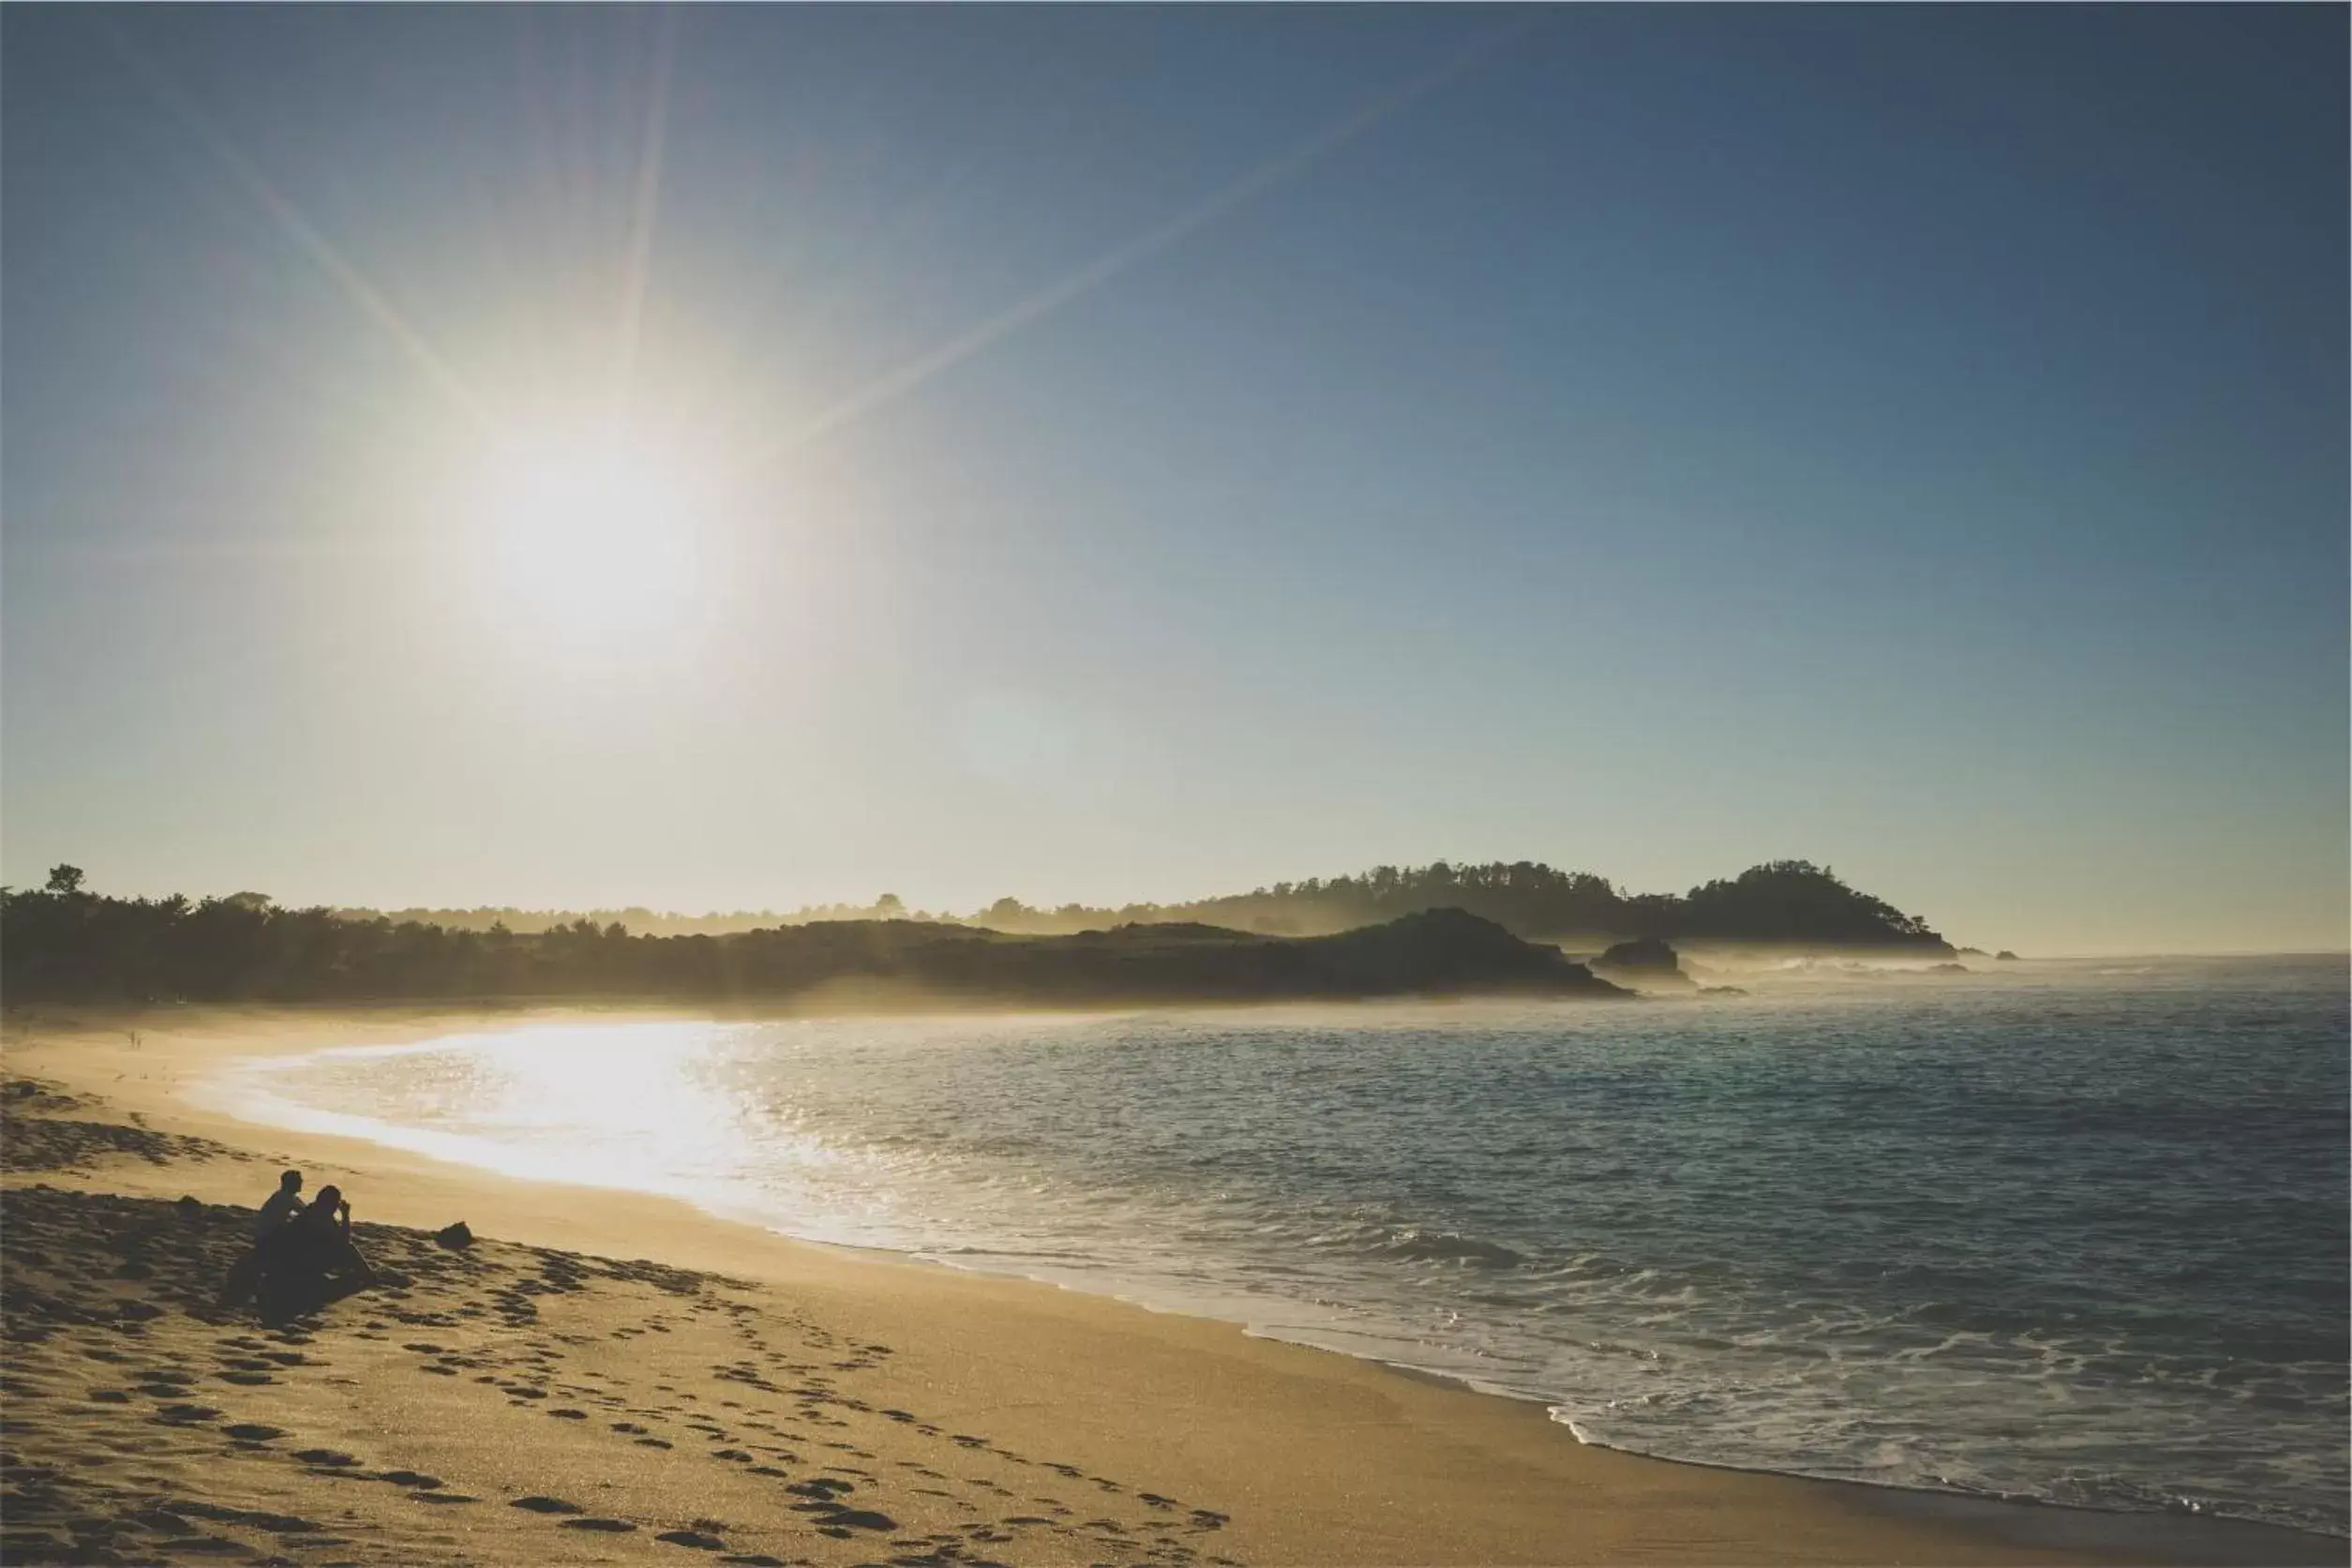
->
xmin=977 ymin=858 xmax=1943 ymax=944
xmin=0 ymin=859 xmax=1945 ymax=1005
xmin=323 ymin=859 xmax=1943 ymax=946
xmin=0 ymin=867 xmax=1631 ymax=1006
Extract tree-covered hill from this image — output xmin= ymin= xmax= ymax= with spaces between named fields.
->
xmin=0 ymin=868 xmax=1626 ymax=1007
xmin=1 ymin=859 xmax=1947 ymax=1007
xmin=1080 ymin=859 xmax=1945 ymax=947
xmin=323 ymin=859 xmax=1945 ymax=948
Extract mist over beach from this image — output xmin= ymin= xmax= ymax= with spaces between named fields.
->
xmin=4 ymin=4 xmax=2345 ymax=1565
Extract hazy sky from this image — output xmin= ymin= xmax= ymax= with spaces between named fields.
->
xmin=5 ymin=6 xmax=2345 ymax=955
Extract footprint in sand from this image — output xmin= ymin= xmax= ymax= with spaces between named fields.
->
xmin=561 ymin=1516 xmax=638 ymax=1532
xmin=376 ymin=1471 xmax=441 ymax=1488
xmin=511 ymin=1496 xmax=583 ymax=1515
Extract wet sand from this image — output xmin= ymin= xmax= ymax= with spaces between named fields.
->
xmin=2 ymin=1005 xmax=2337 ymax=1566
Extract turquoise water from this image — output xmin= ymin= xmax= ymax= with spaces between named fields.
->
xmin=214 ymin=955 xmax=2349 ymax=1536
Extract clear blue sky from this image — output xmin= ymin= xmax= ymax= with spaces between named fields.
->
xmin=5 ymin=5 xmax=2345 ymax=954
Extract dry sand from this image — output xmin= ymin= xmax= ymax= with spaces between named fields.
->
xmin=0 ymin=1006 xmax=2332 ymax=1567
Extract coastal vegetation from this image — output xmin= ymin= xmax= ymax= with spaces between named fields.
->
xmin=1 ymin=860 xmax=1946 ymax=1007
xmin=317 ymin=859 xmax=1944 ymax=948
xmin=2 ymin=868 xmax=1629 ymax=1006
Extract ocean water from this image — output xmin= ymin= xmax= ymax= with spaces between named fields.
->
xmin=207 ymin=955 xmax=2349 ymax=1537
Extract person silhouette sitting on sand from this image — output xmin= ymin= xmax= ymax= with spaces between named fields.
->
xmin=218 ymin=1171 xmax=309 ymax=1307
xmin=226 ymin=1182 xmax=381 ymax=1320
xmin=266 ymin=1184 xmax=379 ymax=1290
xmin=253 ymin=1170 xmax=306 ymax=1241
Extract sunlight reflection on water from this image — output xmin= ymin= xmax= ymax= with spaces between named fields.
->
xmin=205 ymin=961 xmax=2350 ymax=1537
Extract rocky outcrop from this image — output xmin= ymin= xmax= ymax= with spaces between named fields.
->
xmin=1591 ymin=936 xmax=1693 ymax=989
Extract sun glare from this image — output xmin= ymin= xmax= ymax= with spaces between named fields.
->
xmin=478 ymin=423 xmax=710 ymax=645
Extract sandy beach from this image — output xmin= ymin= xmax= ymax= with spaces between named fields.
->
xmin=1 ymin=1006 xmax=2333 ymax=1567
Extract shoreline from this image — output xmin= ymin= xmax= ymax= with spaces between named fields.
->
xmin=5 ymin=1002 xmax=2340 ymax=1566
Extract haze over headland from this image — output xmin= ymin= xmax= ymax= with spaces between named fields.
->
xmin=4 ymin=6 xmax=2345 ymax=959
xmin=2 ymin=859 xmax=1958 ymax=1008
xmin=333 ymin=858 xmax=1943 ymax=942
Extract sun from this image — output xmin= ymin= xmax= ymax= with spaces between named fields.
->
xmin=476 ymin=421 xmax=711 ymax=645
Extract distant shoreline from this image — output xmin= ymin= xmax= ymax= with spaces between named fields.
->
xmin=3 ymin=859 xmax=1963 ymax=1008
